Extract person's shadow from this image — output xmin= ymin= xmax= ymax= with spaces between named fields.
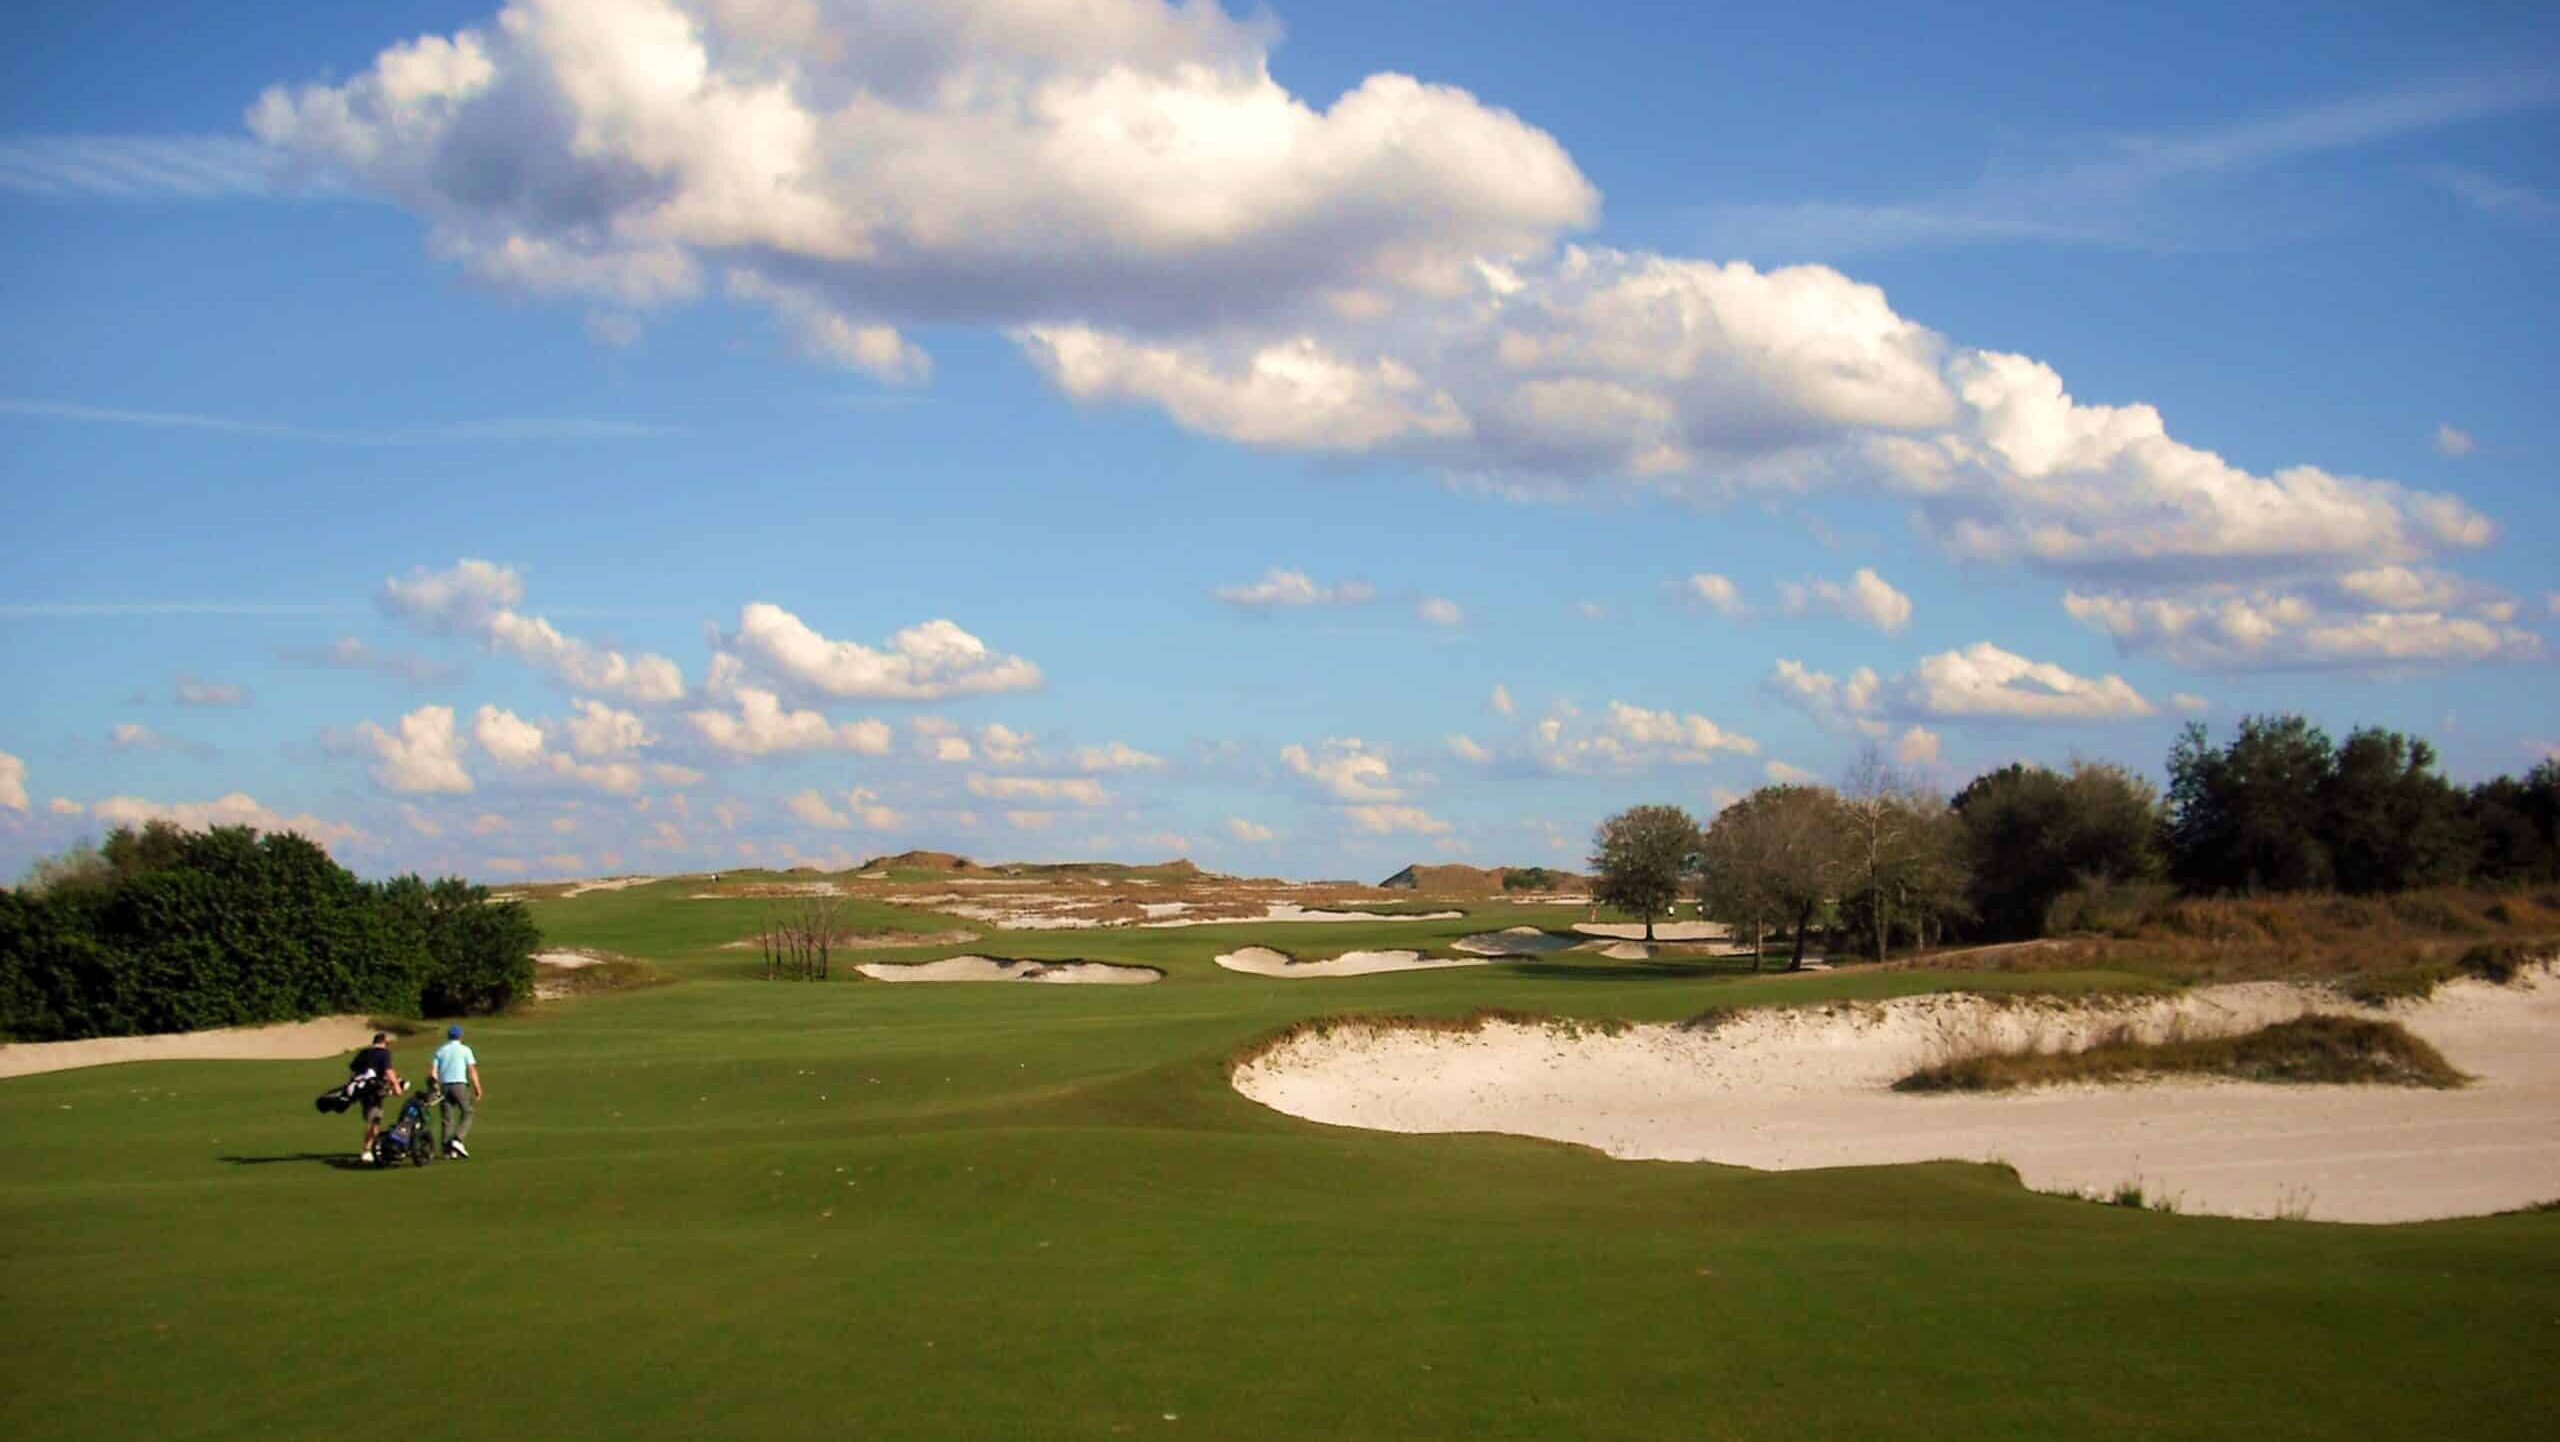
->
xmin=218 ymin=1152 xmax=377 ymax=1170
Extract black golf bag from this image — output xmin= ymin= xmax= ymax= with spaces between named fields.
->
xmin=376 ymin=1086 xmax=438 ymax=1168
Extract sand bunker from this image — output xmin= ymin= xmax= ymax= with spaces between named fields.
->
xmin=1234 ymin=970 xmax=2560 ymax=1222
xmin=535 ymin=950 xmax=606 ymax=970
xmin=1215 ymin=947 xmax=1489 ymax=979
xmin=1570 ymin=920 xmax=1731 ymax=941
xmin=1454 ymin=927 xmax=1579 ymax=957
xmin=854 ymin=957 xmax=1161 ymax=984
xmin=0 ymin=1015 xmax=379 ymax=1081
xmin=1146 ymin=904 xmax=1466 ymax=929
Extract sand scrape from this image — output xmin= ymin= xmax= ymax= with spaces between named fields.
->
xmin=854 ymin=956 xmax=1161 ymax=984
xmin=1233 ymin=969 xmax=2560 ymax=1222
xmin=0 ymin=1015 xmax=379 ymax=1080
xmin=1215 ymin=946 xmax=1489 ymax=979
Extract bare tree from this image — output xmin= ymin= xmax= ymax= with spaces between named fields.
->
xmin=760 ymin=892 xmax=850 ymax=980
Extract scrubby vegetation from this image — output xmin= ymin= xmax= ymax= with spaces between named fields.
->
xmin=1895 ymin=1014 xmax=2467 ymax=1093
xmin=0 ymin=822 xmax=537 ymax=1041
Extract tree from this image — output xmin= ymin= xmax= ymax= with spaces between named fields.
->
xmin=1588 ymin=805 xmax=1700 ymax=943
xmin=2467 ymin=760 xmax=2560 ymax=885
xmin=1954 ymin=759 xmax=2162 ymax=939
xmin=1699 ymin=786 xmax=1847 ymax=970
xmin=2319 ymin=728 xmax=2472 ymax=894
xmin=2167 ymin=716 xmax=2336 ymax=894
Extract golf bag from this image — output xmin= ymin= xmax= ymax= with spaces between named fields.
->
xmin=376 ymin=1085 xmax=438 ymax=1168
xmin=315 ymin=1069 xmax=388 ymax=1116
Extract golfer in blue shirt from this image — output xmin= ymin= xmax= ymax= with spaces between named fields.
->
xmin=431 ymin=1025 xmax=483 ymax=1159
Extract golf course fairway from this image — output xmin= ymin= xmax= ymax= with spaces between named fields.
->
xmin=5 ymin=881 xmax=2555 ymax=1441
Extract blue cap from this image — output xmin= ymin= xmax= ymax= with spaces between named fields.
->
xmin=447 ymin=1025 xmax=464 ymax=1038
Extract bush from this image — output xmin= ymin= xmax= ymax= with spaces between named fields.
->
xmin=0 ymin=826 xmax=539 ymax=1042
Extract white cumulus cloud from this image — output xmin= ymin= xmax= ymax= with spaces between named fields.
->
xmin=1772 ymin=645 xmax=2154 ymax=724
xmin=1781 ymin=567 xmax=1912 ymax=635
xmin=1281 ymin=738 xmax=1402 ymax=802
xmin=723 ymin=603 xmax=1040 ymax=700
xmin=383 ymin=559 xmax=684 ymax=702
xmin=0 ymin=750 xmax=26 ymax=811
xmin=1490 ymin=683 xmax=1515 ymax=716
xmin=1214 ymin=567 xmax=1377 ymax=608
xmin=1447 ymin=734 xmax=1494 ymax=764
xmin=2064 ymin=588 xmax=2545 ymax=671
xmin=1226 ymin=817 xmax=1275 ymax=843
xmin=90 ymin=792 xmax=366 ymax=848
xmin=1345 ymin=804 xmax=1450 ymax=836
xmin=682 ymin=687 xmax=893 ymax=757
xmin=1418 ymin=596 xmax=1466 ymax=627
xmin=1686 ymin=573 xmax=1748 ymax=617
xmin=360 ymin=705 xmax=475 ymax=794
xmin=2434 ymin=423 xmax=2475 ymax=457
xmin=1074 ymin=741 xmax=1163 ymax=772
xmin=965 ymin=774 xmax=1109 ymax=806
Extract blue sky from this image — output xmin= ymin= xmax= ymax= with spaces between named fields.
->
xmin=2 ymin=0 xmax=2554 ymax=882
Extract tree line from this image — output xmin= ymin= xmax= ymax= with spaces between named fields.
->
xmin=1590 ymin=715 xmax=2560 ymax=967
xmin=1 ymin=822 xmax=540 ymax=1042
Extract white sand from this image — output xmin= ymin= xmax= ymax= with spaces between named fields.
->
xmin=1454 ymin=927 xmax=1579 ymax=956
xmin=1214 ymin=946 xmax=1489 ymax=979
xmin=1234 ymin=970 xmax=2560 ymax=1222
xmin=1145 ymin=904 xmax=1466 ymax=929
xmin=854 ymin=956 xmax=1161 ymax=984
xmin=1571 ymin=920 xmax=1732 ymax=941
xmin=0 ymin=1015 xmax=379 ymax=1081
xmin=562 ymin=875 xmax=666 ymax=898
xmin=535 ymin=950 xmax=606 ymax=970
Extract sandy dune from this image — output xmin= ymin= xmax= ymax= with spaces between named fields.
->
xmin=0 ymin=1015 xmax=377 ymax=1081
xmin=1214 ymin=946 xmax=1489 ymax=979
xmin=854 ymin=956 xmax=1161 ymax=984
xmin=1234 ymin=970 xmax=2560 ymax=1222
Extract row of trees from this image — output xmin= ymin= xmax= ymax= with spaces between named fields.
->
xmin=1 ymin=822 xmax=539 ymax=1042
xmin=1590 ymin=716 xmax=2560 ymax=962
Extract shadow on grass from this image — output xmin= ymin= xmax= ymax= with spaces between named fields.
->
xmin=218 ymin=1152 xmax=380 ymax=1170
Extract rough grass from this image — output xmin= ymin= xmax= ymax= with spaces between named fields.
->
xmin=2335 ymin=942 xmax=2541 ymax=1006
xmin=1926 ymin=887 xmax=2560 ymax=989
xmin=1894 ymin=1014 xmax=2467 ymax=1093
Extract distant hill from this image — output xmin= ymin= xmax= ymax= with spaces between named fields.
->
xmin=861 ymin=850 xmax=978 ymax=872
xmin=1377 ymin=863 xmax=1585 ymax=894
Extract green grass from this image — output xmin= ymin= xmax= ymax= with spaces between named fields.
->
xmin=1895 ymin=1014 xmax=2470 ymax=1093
xmin=3 ymin=888 xmax=2555 ymax=1441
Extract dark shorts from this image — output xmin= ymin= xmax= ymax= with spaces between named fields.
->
xmin=361 ymin=1099 xmax=384 ymax=1124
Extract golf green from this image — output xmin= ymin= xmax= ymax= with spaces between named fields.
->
xmin=4 ymin=885 xmax=2553 ymax=1440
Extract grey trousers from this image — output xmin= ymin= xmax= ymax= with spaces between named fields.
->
xmin=438 ymin=1086 xmax=476 ymax=1145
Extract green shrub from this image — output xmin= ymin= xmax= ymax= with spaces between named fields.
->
xmin=0 ymin=826 xmax=538 ymax=1042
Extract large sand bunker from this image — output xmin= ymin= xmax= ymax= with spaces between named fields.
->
xmin=1234 ymin=970 xmax=2560 ymax=1222
xmin=1215 ymin=947 xmax=1489 ymax=979
xmin=1147 ymin=904 xmax=1466 ymax=928
xmin=1454 ymin=928 xmax=1580 ymax=957
xmin=0 ymin=1015 xmax=378 ymax=1081
xmin=854 ymin=957 xmax=1161 ymax=984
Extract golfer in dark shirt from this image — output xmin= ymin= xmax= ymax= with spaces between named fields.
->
xmin=348 ymin=1032 xmax=402 ymax=1163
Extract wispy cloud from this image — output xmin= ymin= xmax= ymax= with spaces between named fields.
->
xmin=0 ymin=135 xmax=279 ymax=200
xmin=1705 ymin=69 xmax=2560 ymax=256
xmin=2411 ymin=164 xmax=2560 ymax=228
xmin=0 ymin=600 xmax=352 ymax=618
xmin=0 ymin=398 xmax=674 ymax=442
